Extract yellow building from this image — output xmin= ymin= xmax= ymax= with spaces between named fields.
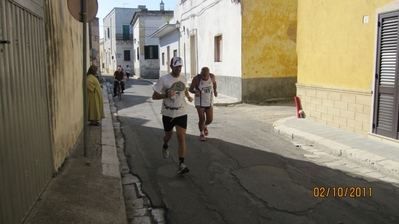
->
xmin=296 ymin=0 xmax=399 ymax=141
xmin=242 ymin=0 xmax=298 ymax=102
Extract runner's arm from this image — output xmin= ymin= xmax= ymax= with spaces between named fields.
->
xmin=185 ymin=88 xmax=193 ymax=102
xmin=211 ymin=73 xmax=218 ymax=97
xmin=152 ymin=91 xmax=168 ymax=100
xmin=188 ymin=77 xmax=198 ymax=93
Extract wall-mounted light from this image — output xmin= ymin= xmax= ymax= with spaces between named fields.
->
xmin=175 ymin=20 xmax=180 ymax=29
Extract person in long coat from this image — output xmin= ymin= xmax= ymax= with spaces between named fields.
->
xmin=87 ymin=65 xmax=104 ymax=126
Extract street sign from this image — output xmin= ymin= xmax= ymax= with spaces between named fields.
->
xmin=67 ymin=0 xmax=98 ymax=22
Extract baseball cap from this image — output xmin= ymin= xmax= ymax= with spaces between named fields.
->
xmin=170 ymin=57 xmax=183 ymax=67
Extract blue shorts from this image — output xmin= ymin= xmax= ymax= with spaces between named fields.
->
xmin=196 ymin=106 xmax=212 ymax=111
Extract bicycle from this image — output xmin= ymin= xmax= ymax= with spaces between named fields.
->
xmin=115 ymin=80 xmax=123 ymax=101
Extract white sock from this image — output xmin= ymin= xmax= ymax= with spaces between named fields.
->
xmin=201 ymin=131 xmax=204 ymax=135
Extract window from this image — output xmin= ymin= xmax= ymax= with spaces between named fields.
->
xmin=122 ymin=25 xmax=130 ymax=40
xmin=162 ymin=53 xmax=165 ymax=65
xmin=214 ymin=35 xmax=223 ymax=62
xmin=173 ymin=50 xmax=177 ymax=57
xmin=104 ymin=31 xmax=106 ymax=39
xmin=137 ymin=47 xmax=139 ymax=60
xmin=107 ymin=28 xmax=110 ymax=38
xmin=124 ymin=50 xmax=131 ymax=61
xmin=144 ymin=45 xmax=159 ymax=59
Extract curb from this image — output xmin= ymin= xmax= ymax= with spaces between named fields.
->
xmin=101 ymin=85 xmax=122 ymax=178
xmin=273 ymin=117 xmax=399 ymax=180
xmin=104 ymin=80 xmax=166 ymax=224
xmin=213 ymin=100 xmax=242 ymax=107
xmin=101 ymin=84 xmax=128 ymax=223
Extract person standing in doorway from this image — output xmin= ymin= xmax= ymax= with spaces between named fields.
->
xmin=113 ymin=66 xmax=126 ymax=97
xmin=189 ymin=67 xmax=217 ymax=141
xmin=152 ymin=57 xmax=193 ymax=174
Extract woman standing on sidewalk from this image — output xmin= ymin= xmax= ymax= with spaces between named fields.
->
xmin=87 ymin=65 xmax=104 ymax=126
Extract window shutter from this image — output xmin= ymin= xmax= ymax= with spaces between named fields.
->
xmin=374 ymin=12 xmax=399 ymax=138
xmin=145 ymin=46 xmax=150 ymax=59
xmin=154 ymin=46 xmax=159 ymax=59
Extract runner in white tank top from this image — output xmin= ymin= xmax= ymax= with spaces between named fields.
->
xmin=194 ymin=73 xmax=214 ymax=107
xmin=189 ymin=67 xmax=218 ymax=141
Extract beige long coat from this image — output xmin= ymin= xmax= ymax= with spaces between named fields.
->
xmin=87 ymin=74 xmax=104 ymax=121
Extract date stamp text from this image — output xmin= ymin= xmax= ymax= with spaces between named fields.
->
xmin=313 ymin=186 xmax=372 ymax=198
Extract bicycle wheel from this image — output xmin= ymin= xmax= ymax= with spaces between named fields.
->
xmin=117 ymin=86 xmax=121 ymax=101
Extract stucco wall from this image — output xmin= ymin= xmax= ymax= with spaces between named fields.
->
xmin=242 ymin=0 xmax=298 ymax=102
xmin=159 ymin=31 xmax=179 ymax=77
xmin=133 ymin=13 xmax=172 ymax=79
xmin=45 ymin=0 xmax=85 ymax=170
xmin=90 ymin=17 xmax=100 ymax=68
xmin=103 ymin=10 xmax=114 ymax=73
xmin=175 ymin=0 xmax=242 ymax=98
xmin=103 ymin=8 xmax=138 ymax=74
xmin=296 ymin=0 xmax=397 ymax=136
xmin=297 ymin=0 xmax=394 ymax=90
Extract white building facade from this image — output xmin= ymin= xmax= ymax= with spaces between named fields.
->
xmin=103 ymin=7 xmax=140 ymax=74
xmin=150 ymin=24 xmax=180 ymax=77
xmin=131 ymin=8 xmax=174 ymax=78
xmin=152 ymin=0 xmax=242 ymax=98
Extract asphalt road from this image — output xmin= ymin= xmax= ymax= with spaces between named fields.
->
xmin=105 ymin=75 xmax=399 ymax=224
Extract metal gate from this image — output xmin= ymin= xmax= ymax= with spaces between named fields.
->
xmin=0 ymin=0 xmax=53 ymax=223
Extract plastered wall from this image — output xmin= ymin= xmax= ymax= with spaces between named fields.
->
xmin=242 ymin=0 xmax=298 ymax=102
xmin=44 ymin=0 xmax=85 ymax=170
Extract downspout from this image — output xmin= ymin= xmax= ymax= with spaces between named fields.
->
xmin=82 ymin=0 xmax=88 ymax=156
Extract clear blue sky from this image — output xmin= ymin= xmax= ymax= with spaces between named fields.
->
xmin=97 ymin=0 xmax=177 ymax=38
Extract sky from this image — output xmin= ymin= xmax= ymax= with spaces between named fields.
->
xmin=96 ymin=0 xmax=177 ymax=38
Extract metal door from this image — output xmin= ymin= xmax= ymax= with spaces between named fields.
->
xmin=0 ymin=1 xmax=53 ymax=223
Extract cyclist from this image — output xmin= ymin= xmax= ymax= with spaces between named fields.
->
xmin=113 ymin=66 xmax=126 ymax=97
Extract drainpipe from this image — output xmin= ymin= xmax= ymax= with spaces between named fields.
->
xmin=82 ymin=0 xmax=88 ymax=156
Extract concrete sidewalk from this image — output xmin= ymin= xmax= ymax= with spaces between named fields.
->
xmin=24 ymin=85 xmax=127 ymax=224
xmin=274 ymin=116 xmax=399 ymax=182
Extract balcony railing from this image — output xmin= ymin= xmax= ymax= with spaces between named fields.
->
xmin=116 ymin=34 xmax=133 ymax=40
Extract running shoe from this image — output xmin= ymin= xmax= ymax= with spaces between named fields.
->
xmin=200 ymin=134 xmax=206 ymax=141
xmin=178 ymin=163 xmax=190 ymax=174
xmin=204 ymin=127 xmax=209 ymax=136
xmin=162 ymin=144 xmax=169 ymax=159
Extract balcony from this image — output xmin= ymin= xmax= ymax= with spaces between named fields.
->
xmin=116 ymin=34 xmax=133 ymax=41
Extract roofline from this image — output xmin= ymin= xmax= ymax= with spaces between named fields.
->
xmin=149 ymin=23 xmax=178 ymax=38
xmin=130 ymin=10 xmax=174 ymax=25
xmin=103 ymin=7 xmax=139 ymax=20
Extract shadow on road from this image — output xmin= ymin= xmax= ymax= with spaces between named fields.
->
xmin=117 ymin=114 xmax=399 ymax=224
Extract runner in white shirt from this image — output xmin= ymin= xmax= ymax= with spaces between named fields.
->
xmin=125 ymin=65 xmax=131 ymax=80
xmin=189 ymin=67 xmax=218 ymax=141
xmin=152 ymin=57 xmax=193 ymax=174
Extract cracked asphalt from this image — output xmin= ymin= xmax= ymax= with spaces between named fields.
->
xmin=106 ymin=76 xmax=399 ymax=224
